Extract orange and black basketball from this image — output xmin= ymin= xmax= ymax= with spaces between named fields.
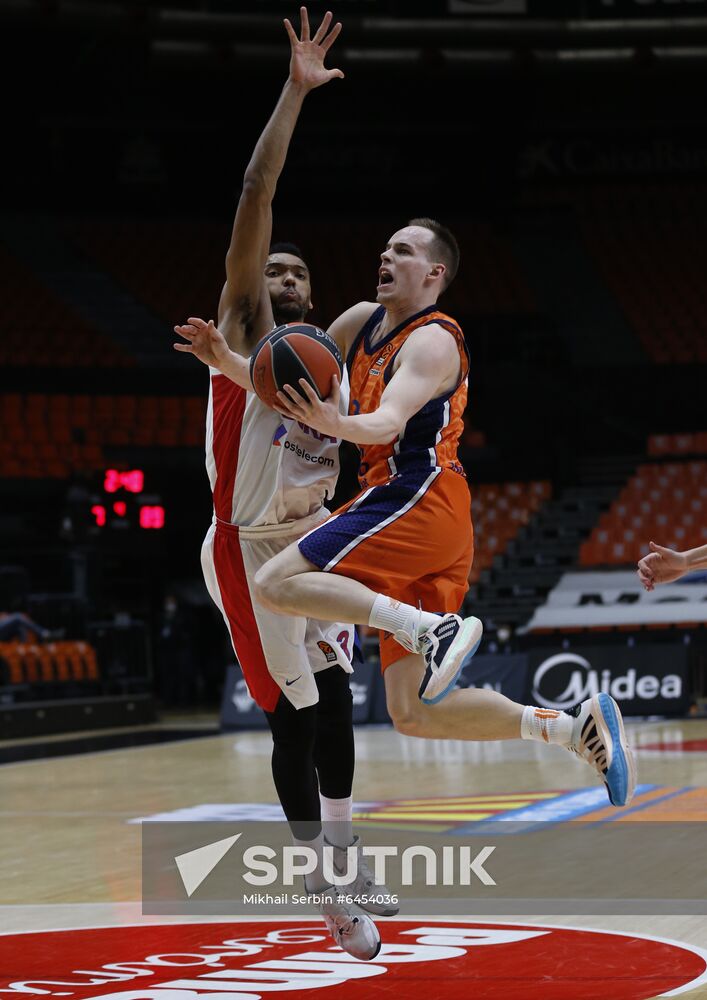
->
xmin=249 ymin=323 xmax=343 ymax=410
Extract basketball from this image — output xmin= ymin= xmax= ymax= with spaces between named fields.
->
xmin=249 ymin=322 xmax=343 ymax=410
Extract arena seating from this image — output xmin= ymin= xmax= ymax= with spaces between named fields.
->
xmin=0 ymin=639 xmax=99 ymax=699
xmin=578 ymin=183 xmax=707 ymax=364
xmin=444 ymin=221 xmax=537 ymax=318
xmin=67 ymin=219 xmax=226 ymax=327
xmin=67 ymin=218 xmax=536 ymax=330
xmin=0 ymin=394 xmax=207 ymax=478
xmin=648 ymin=431 xmax=707 ymax=457
xmin=10 ymin=197 xmax=707 ymax=372
xmin=0 ymin=244 xmax=133 ymax=369
xmin=579 ymin=460 xmax=707 ymax=567
xmin=469 ymin=480 xmax=552 ymax=584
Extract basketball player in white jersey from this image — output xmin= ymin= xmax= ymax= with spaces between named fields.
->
xmin=174 ymin=9 xmax=388 ymax=960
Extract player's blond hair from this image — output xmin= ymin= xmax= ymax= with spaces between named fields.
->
xmin=408 ymin=217 xmax=460 ymax=291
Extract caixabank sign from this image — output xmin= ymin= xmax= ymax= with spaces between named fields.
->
xmin=527 ymin=645 xmax=689 ymax=715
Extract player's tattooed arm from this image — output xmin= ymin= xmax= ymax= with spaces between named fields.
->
xmin=173 ymin=317 xmax=253 ymax=392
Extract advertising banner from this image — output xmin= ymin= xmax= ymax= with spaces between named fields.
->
xmin=461 ymin=652 xmax=529 ymax=704
xmin=220 ymin=660 xmax=377 ymax=730
xmin=525 ymin=570 xmax=707 ymax=630
xmin=519 ymin=135 xmax=707 ymax=181
xmin=526 ymin=644 xmax=690 ymax=715
xmin=220 ymin=664 xmax=267 ymax=730
xmin=351 ymin=658 xmax=377 ymax=724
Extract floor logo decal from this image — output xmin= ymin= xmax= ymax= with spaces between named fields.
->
xmin=130 ymin=787 xmax=707 ymax=829
xmin=1 ymin=919 xmax=705 ymax=999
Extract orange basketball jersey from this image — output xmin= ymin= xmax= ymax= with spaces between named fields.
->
xmin=300 ymin=304 xmax=473 ymax=669
xmin=347 ymin=305 xmax=469 ymax=488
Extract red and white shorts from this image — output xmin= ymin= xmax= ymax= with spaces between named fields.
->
xmin=201 ymin=510 xmax=354 ymax=713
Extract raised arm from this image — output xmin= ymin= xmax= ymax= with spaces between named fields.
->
xmin=217 ymin=7 xmax=343 ymax=349
xmin=173 ymin=317 xmax=253 ymax=391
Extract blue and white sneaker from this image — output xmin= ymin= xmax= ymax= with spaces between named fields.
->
xmin=417 ymin=613 xmax=483 ymax=705
xmin=566 ymin=693 xmax=637 ymax=807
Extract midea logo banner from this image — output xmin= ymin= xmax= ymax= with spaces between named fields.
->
xmin=528 ymin=646 xmax=688 ymax=714
xmin=526 ymin=570 xmax=707 ymax=630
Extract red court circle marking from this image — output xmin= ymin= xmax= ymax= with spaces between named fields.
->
xmin=1 ymin=920 xmax=705 ymax=1000
xmin=639 ymin=739 xmax=707 ymax=753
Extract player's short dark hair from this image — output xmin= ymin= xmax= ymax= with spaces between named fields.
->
xmin=268 ymin=241 xmax=308 ymax=267
xmin=408 ymin=217 xmax=460 ymax=291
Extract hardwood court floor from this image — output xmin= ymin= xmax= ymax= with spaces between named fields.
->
xmin=1 ymin=714 xmax=706 ymax=998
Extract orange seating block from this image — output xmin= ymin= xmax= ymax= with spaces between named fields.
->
xmin=0 ymin=642 xmax=24 ymax=685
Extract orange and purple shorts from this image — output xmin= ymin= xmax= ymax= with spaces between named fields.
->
xmin=299 ymin=467 xmax=474 ymax=670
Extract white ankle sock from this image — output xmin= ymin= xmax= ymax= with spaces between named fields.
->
xmin=320 ymin=793 xmax=353 ymax=849
xmin=520 ymin=706 xmax=574 ymax=746
xmin=368 ymin=594 xmax=440 ymax=649
xmin=293 ymin=830 xmax=329 ymax=893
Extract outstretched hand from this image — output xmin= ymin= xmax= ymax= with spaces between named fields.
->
xmin=636 ymin=541 xmax=688 ymax=591
xmin=276 ymin=375 xmax=342 ymax=439
xmin=173 ymin=317 xmax=230 ymax=370
xmin=285 ymin=7 xmax=344 ymax=91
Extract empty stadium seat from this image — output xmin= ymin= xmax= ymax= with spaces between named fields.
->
xmin=648 ymin=431 xmax=707 ymax=457
xmin=0 ymin=245 xmax=133 ymax=369
xmin=0 ymin=639 xmax=100 ymax=694
xmin=469 ymin=480 xmax=552 ymax=583
xmin=0 ymin=394 xmax=207 ymax=477
xmin=581 ymin=459 xmax=707 ymax=566
xmin=579 ymin=183 xmax=707 ymax=364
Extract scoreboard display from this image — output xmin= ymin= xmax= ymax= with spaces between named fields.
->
xmin=90 ymin=469 xmax=165 ymax=532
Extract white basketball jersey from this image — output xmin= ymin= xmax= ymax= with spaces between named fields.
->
xmin=205 ymin=367 xmax=347 ymax=527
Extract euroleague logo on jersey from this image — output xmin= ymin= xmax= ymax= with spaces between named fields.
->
xmin=317 ymin=640 xmax=338 ymax=663
xmin=369 ymin=342 xmax=396 ymax=377
xmin=1 ymin=920 xmax=705 ymax=1000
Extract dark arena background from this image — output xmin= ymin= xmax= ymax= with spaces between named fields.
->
xmin=1 ymin=2 xmax=706 ymax=998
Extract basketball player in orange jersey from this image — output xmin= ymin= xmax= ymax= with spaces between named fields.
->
xmin=251 ymin=226 xmax=637 ymax=808
xmin=174 ymin=9 xmax=388 ymax=960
